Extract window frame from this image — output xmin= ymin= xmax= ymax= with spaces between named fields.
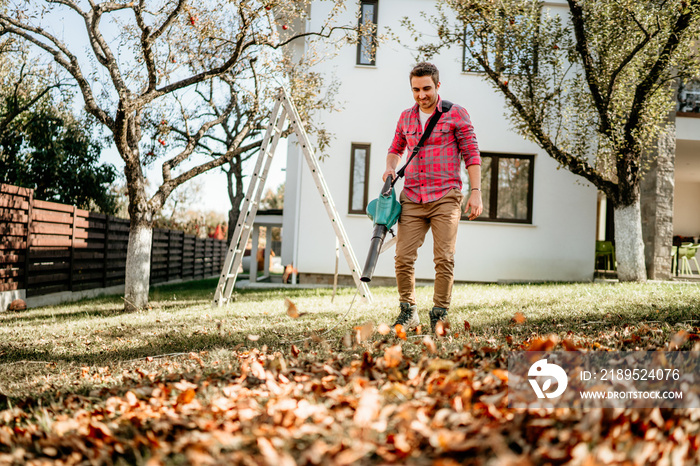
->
xmin=463 ymin=152 xmax=535 ymax=224
xmin=348 ymin=143 xmax=371 ymax=215
xmin=356 ymin=0 xmax=378 ymax=66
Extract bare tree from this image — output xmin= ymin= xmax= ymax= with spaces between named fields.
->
xmin=153 ymin=31 xmax=342 ymax=247
xmin=408 ymin=0 xmax=700 ymax=281
xmin=1 ymin=0 xmax=356 ymax=310
xmin=166 ymin=52 xmax=340 ymax=244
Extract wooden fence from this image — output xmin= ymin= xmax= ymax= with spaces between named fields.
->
xmin=0 ymin=183 xmax=227 ymax=297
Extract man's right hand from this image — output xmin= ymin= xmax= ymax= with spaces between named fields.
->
xmin=382 ymin=169 xmax=397 ymax=182
xmin=383 ymin=153 xmax=401 ymax=182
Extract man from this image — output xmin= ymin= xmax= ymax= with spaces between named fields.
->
xmin=383 ymin=62 xmax=482 ymax=334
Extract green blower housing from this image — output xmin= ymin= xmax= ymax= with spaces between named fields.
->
xmin=361 ymin=176 xmax=400 ymax=282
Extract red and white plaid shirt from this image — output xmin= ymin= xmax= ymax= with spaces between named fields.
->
xmin=388 ymin=97 xmax=480 ymax=203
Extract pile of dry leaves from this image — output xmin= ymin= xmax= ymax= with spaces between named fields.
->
xmin=0 ymin=316 xmax=698 ymax=465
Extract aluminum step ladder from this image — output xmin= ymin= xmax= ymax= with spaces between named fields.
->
xmin=213 ymin=87 xmax=372 ymax=306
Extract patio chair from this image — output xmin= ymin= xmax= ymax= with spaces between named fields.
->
xmin=672 ymin=247 xmax=677 ymax=275
xmin=595 ymin=240 xmax=616 ymax=271
xmin=679 ymin=244 xmax=700 ymax=276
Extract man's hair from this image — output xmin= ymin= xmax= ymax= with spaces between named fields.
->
xmin=409 ymin=62 xmax=440 ymax=86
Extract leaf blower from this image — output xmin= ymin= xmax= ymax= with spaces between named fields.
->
xmin=361 ymin=175 xmax=401 ymax=282
xmin=360 ymin=100 xmax=452 ymax=282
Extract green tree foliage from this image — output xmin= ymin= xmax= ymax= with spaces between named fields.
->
xmin=260 ymin=183 xmax=285 ymax=210
xmin=408 ymin=0 xmax=700 ymax=281
xmin=0 ymin=102 xmax=118 ymax=214
xmin=0 ymin=43 xmax=118 ymax=213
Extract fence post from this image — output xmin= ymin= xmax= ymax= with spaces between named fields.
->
xmin=180 ymin=231 xmax=186 ymax=280
xmin=69 ymin=205 xmax=77 ymax=292
xmin=165 ymin=229 xmax=171 ymax=282
xmin=23 ymin=189 xmax=34 ymax=291
xmin=103 ymin=215 xmax=110 ymax=288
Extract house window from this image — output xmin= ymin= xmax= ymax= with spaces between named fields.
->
xmin=349 ymin=144 xmax=371 ymax=214
xmin=677 ymin=78 xmax=700 ymax=115
xmin=357 ymin=1 xmax=378 ymax=66
xmin=462 ymin=153 xmax=534 ymax=223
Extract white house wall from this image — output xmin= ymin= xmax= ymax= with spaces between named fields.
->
xmin=287 ymin=0 xmax=597 ymax=283
xmin=673 ymin=133 xmax=700 ymax=238
xmin=673 ymin=181 xmax=700 ymax=237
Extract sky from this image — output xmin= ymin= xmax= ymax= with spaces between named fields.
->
xmin=42 ymin=2 xmax=287 ymax=215
xmin=100 ymin=141 xmax=287 ymax=215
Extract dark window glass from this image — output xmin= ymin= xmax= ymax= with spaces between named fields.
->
xmin=349 ymin=144 xmax=370 ymax=214
xmin=677 ymin=78 xmax=700 ymax=115
xmin=462 ymin=153 xmax=534 ymax=223
xmin=357 ymin=1 xmax=378 ymax=66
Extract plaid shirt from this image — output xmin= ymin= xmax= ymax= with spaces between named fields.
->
xmin=388 ymin=97 xmax=480 ymax=203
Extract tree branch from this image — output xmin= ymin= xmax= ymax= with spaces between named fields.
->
xmin=270 ymin=25 xmax=357 ymax=49
xmin=617 ymin=0 xmax=698 ymax=192
xmin=134 ymin=0 xmax=187 ymax=93
xmin=624 ymin=1 xmax=698 ymax=145
xmin=133 ymin=3 xmax=158 ymax=93
xmin=605 ymin=5 xmax=660 ymax=106
xmin=567 ymin=0 xmax=613 ymax=136
xmin=0 ymin=83 xmax=62 ymax=132
xmin=476 ymin=53 xmax=617 ymax=199
xmin=83 ymin=3 xmax=129 ymax=93
xmin=161 ymin=97 xmax=237 ymax=185
xmin=149 ymin=0 xmax=186 ymax=44
xmin=0 ymin=17 xmax=113 ymax=128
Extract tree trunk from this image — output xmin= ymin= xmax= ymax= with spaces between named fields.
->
xmin=613 ymin=199 xmax=647 ymax=282
xmin=124 ymin=215 xmax=153 ymax=311
xmin=225 ymin=157 xmax=245 ymax=244
xmin=227 ymin=206 xmax=240 ymax=243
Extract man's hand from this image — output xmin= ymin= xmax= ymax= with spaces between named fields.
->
xmin=383 ymin=153 xmax=401 ymax=182
xmin=382 ymin=169 xmax=397 ymax=182
xmin=465 ymin=190 xmax=483 ymax=220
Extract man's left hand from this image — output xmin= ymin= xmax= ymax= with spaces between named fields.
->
xmin=465 ymin=191 xmax=483 ymax=220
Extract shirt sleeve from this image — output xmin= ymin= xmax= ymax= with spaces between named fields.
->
xmin=453 ymin=106 xmax=480 ymax=168
xmin=388 ymin=112 xmax=407 ymax=157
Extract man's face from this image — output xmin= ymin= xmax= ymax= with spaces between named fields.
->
xmin=411 ymin=75 xmax=440 ymax=112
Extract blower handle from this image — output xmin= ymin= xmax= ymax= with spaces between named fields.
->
xmin=381 ymin=176 xmax=394 ymax=196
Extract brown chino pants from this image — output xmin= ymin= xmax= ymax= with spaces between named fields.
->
xmin=395 ymin=188 xmax=463 ymax=309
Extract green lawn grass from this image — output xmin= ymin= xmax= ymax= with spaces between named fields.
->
xmin=1 ymin=279 xmax=700 ymax=465
xmin=1 ymin=279 xmax=699 ymax=402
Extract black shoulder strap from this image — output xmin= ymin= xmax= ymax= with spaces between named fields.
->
xmin=394 ymin=100 xmax=453 ymax=183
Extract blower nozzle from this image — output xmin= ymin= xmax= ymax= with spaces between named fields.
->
xmin=360 ymin=224 xmax=389 ymax=282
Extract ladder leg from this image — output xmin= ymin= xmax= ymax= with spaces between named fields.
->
xmin=221 ymin=106 xmax=288 ymax=297
xmin=263 ymin=227 xmax=272 ymax=281
xmin=250 ymin=225 xmax=260 ymax=283
xmin=213 ymin=97 xmax=286 ymax=306
xmin=280 ymin=88 xmax=373 ymax=303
